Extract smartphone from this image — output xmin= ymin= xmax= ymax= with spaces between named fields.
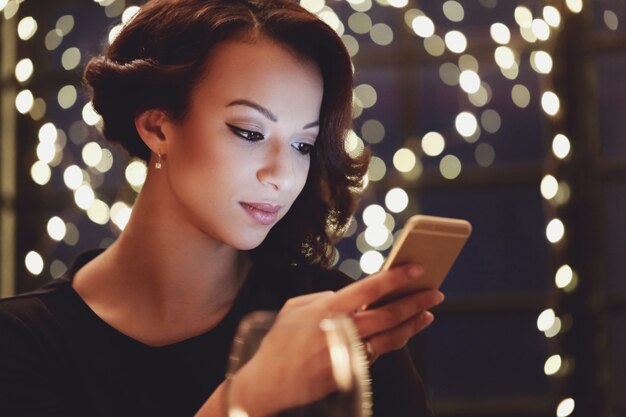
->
xmin=371 ymin=215 xmax=472 ymax=306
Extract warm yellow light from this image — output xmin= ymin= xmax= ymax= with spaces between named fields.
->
xmin=455 ymin=111 xmax=478 ymax=138
xmin=56 ymin=15 xmax=75 ymax=35
xmin=481 ymin=109 xmax=501 ymax=133
xmin=93 ymin=147 xmax=113 ymax=172
xmin=345 ymin=130 xmax=365 ymax=159
xmin=544 ymin=317 xmax=562 ymax=337
xmin=444 ymin=30 xmax=467 ymax=53
xmin=354 ymin=84 xmax=377 ymax=108
xmin=552 ymin=134 xmax=571 ymax=159
xmin=348 ymin=12 xmax=371 ymax=34
xmin=540 ymin=175 xmax=558 ymax=200
xmin=385 ymin=188 xmax=409 ymax=213
xmin=347 ymin=0 xmax=371 ymax=12
xmin=15 ymin=89 xmax=34 ymax=114
xmin=489 ymin=22 xmax=510 ymax=44
xmin=367 ymin=156 xmax=386 ymax=182
xmin=557 ymin=398 xmax=575 ymax=417
xmin=494 ymin=46 xmax=516 ymax=69
xmin=15 ymin=58 xmax=34 ymax=82
xmin=388 ymin=0 xmax=408 ymax=7
xmin=25 ymin=251 xmax=44 ymax=276
xmin=370 ymin=23 xmax=393 ymax=46
xmin=87 ymin=199 xmax=111 ymax=225
xmin=125 ymin=160 xmax=148 ymax=188
xmin=565 ymin=0 xmax=582 ymax=14
xmin=341 ymin=34 xmax=359 ymax=57
xmin=442 ymin=1 xmax=464 ymax=23
xmin=604 ymin=10 xmax=618 ymax=31
xmin=439 ymin=62 xmax=460 ymax=86
xmin=475 ymin=143 xmax=495 ymax=167
xmin=300 ymin=0 xmax=325 ymax=14
xmin=459 ymin=70 xmax=480 ymax=94
xmin=555 ymin=264 xmax=574 ymax=289
xmin=47 ymin=216 xmax=67 ymax=241
xmin=64 ymin=165 xmax=84 ymax=190
xmin=36 ymin=142 xmax=56 ymax=164
xmin=361 ymin=119 xmax=385 ymax=144
xmin=362 ymin=204 xmax=386 ymax=226
xmin=424 ymin=35 xmax=445 ymax=56
xmin=45 ymin=29 xmax=63 ymax=51
xmin=536 ymin=308 xmax=555 ymax=332
xmin=543 ymin=6 xmax=561 ymax=27
xmin=364 ymin=224 xmax=390 ymax=248
xmin=82 ymin=102 xmax=102 ymax=126
xmin=439 ymin=155 xmax=461 ymax=180
xmin=17 ymin=16 xmax=38 ymax=41
xmin=511 ymin=84 xmax=530 ymax=108
xmin=58 ymin=85 xmax=78 ymax=109
xmin=546 ymin=218 xmax=565 ymax=243
xmin=531 ymin=19 xmax=550 ymax=41
xmin=318 ymin=8 xmax=343 ymax=35
xmin=74 ymin=185 xmax=96 ymax=210
xmin=411 ymin=15 xmax=435 ymax=38
xmin=541 ymin=91 xmax=560 ymax=116
xmin=514 ymin=6 xmax=533 ymax=28
xmin=108 ymin=24 xmax=123 ymax=44
xmin=421 ymin=132 xmax=445 ymax=156
xmin=111 ymin=201 xmax=133 ymax=230
xmin=31 ymin=161 xmax=52 ymax=186
xmin=38 ymin=123 xmax=57 ymax=144
xmin=530 ymin=50 xmax=553 ymax=74
xmin=122 ymin=6 xmax=141 ymax=24
xmin=544 ymin=355 xmax=562 ymax=376
xmin=83 ymin=142 xmax=103 ymax=167
xmin=458 ymin=54 xmax=479 ymax=72
xmin=393 ymin=148 xmax=417 ymax=173
xmin=360 ymin=250 xmax=384 ymax=274
xmin=61 ymin=47 xmax=81 ymax=70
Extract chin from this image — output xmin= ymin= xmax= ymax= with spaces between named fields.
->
xmin=229 ymin=232 xmax=269 ymax=251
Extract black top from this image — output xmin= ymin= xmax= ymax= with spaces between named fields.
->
xmin=0 ymin=251 xmax=433 ymax=417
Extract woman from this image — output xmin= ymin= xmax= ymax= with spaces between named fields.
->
xmin=0 ymin=1 xmax=443 ymax=416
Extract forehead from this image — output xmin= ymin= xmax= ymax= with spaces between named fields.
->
xmin=190 ymin=38 xmax=323 ymax=113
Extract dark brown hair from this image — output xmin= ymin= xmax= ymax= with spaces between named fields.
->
xmin=84 ymin=0 xmax=369 ymax=267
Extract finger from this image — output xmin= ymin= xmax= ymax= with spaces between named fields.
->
xmin=326 ymin=265 xmax=423 ymax=313
xmin=353 ymin=290 xmax=443 ymax=339
xmin=282 ymin=291 xmax=335 ymax=311
xmin=366 ymin=311 xmax=435 ymax=360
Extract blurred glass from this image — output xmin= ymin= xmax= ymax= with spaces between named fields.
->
xmin=226 ymin=311 xmax=372 ymax=417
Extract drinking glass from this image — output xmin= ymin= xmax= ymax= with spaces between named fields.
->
xmin=225 ymin=310 xmax=372 ymax=417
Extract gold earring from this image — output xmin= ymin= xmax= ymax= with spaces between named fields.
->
xmin=155 ymin=152 xmax=163 ymax=169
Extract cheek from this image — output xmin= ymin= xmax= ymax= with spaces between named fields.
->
xmin=296 ymin=159 xmax=312 ymax=190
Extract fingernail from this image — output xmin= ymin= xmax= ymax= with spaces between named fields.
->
xmin=423 ymin=311 xmax=434 ymax=323
xmin=435 ymin=291 xmax=445 ymax=303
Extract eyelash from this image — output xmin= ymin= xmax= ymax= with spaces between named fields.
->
xmin=226 ymin=124 xmax=314 ymax=156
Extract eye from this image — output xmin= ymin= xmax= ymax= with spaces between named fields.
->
xmin=292 ymin=142 xmax=314 ymax=155
xmin=226 ymin=123 xmax=265 ymax=142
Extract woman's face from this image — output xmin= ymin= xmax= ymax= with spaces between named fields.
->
xmin=161 ymin=38 xmax=323 ymax=250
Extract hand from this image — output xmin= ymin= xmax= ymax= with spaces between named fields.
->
xmin=327 ymin=264 xmax=444 ymax=363
xmin=229 ymin=265 xmax=444 ymax=416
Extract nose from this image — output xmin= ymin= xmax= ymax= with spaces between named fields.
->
xmin=256 ymin=140 xmax=295 ymax=191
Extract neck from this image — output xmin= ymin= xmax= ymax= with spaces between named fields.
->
xmin=85 ymin=172 xmax=251 ymax=323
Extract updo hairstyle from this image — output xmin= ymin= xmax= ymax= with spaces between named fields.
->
xmin=83 ymin=0 xmax=370 ymax=267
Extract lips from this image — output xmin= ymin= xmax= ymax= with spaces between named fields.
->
xmin=240 ymin=202 xmax=283 ymax=226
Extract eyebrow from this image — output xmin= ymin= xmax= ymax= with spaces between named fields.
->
xmin=226 ymin=99 xmax=319 ymax=130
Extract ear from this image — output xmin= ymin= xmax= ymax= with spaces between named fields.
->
xmin=134 ymin=109 xmax=171 ymax=155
